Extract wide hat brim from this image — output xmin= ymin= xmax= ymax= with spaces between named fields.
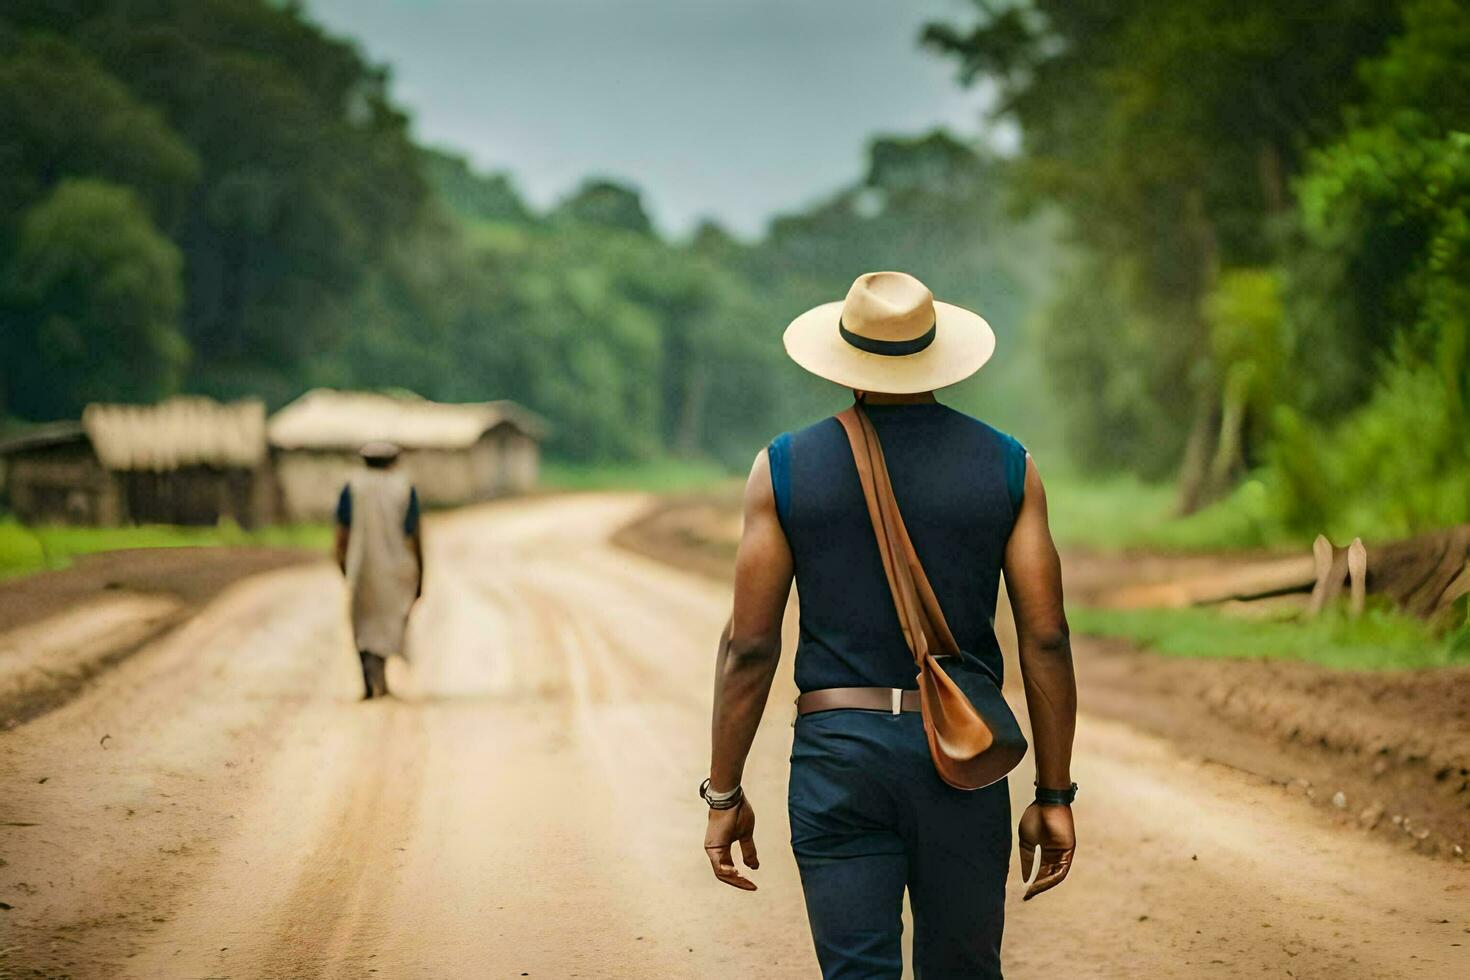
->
xmin=782 ymin=299 xmax=996 ymax=394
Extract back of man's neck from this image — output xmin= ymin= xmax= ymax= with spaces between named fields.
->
xmin=858 ymin=391 xmax=938 ymax=405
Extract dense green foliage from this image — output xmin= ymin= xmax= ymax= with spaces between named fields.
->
xmin=4 ymin=179 xmax=188 ymax=417
xmin=1271 ymin=0 xmax=1470 ymax=539
xmin=380 ymin=131 xmax=1057 ymax=465
xmin=0 ymin=1 xmax=1048 ymax=469
xmin=4 ymin=0 xmax=1460 ymax=546
xmin=1 ymin=0 xmax=427 ymax=410
xmin=927 ymin=0 xmax=1468 ymax=536
xmin=540 ymin=458 xmax=736 ymax=495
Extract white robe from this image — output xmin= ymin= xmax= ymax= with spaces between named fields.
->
xmin=344 ymin=469 xmax=419 ymax=658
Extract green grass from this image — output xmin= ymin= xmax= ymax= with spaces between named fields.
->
xmin=0 ymin=518 xmax=331 ymax=580
xmin=1044 ymin=471 xmax=1302 ymax=553
xmin=1070 ymin=603 xmax=1470 ymax=671
xmin=540 ymin=456 xmax=738 ymax=494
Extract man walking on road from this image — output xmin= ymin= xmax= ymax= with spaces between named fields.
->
xmin=703 ymin=271 xmax=1079 ymax=978
xmin=335 ymin=441 xmax=423 ymax=699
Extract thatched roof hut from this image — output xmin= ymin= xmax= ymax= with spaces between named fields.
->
xmin=0 ymin=397 xmax=272 ymax=527
xmin=268 ymin=389 xmax=545 ymax=452
xmin=83 ymin=398 xmax=266 ymax=471
xmin=268 ymin=389 xmax=546 ymax=520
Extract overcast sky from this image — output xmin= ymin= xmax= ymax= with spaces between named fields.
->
xmin=305 ymin=0 xmax=1006 ymax=237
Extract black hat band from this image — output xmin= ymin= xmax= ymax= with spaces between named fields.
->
xmin=839 ymin=320 xmax=937 ymax=356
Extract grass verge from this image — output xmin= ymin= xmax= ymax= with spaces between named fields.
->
xmin=1043 ymin=467 xmax=1447 ymax=555
xmin=540 ymin=456 xmax=738 ymax=494
xmin=1044 ymin=471 xmax=1302 ymax=553
xmin=0 ymin=519 xmax=331 ymax=580
xmin=1070 ymin=604 xmax=1470 ymax=671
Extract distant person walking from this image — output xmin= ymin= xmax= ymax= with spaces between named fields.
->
xmin=335 ymin=442 xmax=423 ymax=699
xmin=703 ymin=272 xmax=1078 ymax=978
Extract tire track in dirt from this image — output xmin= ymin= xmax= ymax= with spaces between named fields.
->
xmin=0 ymin=566 xmax=350 ymax=978
xmin=257 ymin=706 xmax=429 ymax=978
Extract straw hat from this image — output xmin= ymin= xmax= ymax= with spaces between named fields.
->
xmin=782 ymin=271 xmax=995 ymax=393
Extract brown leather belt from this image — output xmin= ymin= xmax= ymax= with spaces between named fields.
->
xmin=797 ymin=686 xmax=922 ymax=716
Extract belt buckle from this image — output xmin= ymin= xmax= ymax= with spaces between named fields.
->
xmin=891 ymin=688 xmax=902 ymax=715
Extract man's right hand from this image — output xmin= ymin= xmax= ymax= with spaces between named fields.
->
xmin=703 ymin=797 xmax=759 ymax=891
xmin=1017 ymin=801 xmax=1075 ymax=900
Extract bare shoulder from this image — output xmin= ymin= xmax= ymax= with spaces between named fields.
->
xmin=1021 ymin=454 xmax=1048 ymax=513
xmin=743 ymin=449 xmax=775 ymax=517
xmin=1008 ymin=453 xmax=1058 ymax=562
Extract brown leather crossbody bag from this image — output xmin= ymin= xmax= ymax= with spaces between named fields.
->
xmin=833 ymin=401 xmax=1028 ymax=790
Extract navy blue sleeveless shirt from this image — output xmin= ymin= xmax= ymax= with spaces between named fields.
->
xmin=768 ymin=402 xmax=1026 ymax=693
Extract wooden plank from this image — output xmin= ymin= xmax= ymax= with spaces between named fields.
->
xmin=1102 ymin=555 xmax=1317 ymax=609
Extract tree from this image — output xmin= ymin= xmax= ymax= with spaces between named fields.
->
xmin=0 ymin=6 xmax=1054 ymax=470
xmin=1203 ymin=268 xmax=1285 ymax=490
xmin=44 ymin=0 xmax=428 ymax=394
xmin=0 ymin=35 xmax=199 ymax=231
xmin=924 ymin=1 xmax=1400 ymax=507
xmin=553 ymin=179 xmax=655 ymax=236
xmin=2 ymin=179 xmax=188 ymax=419
xmin=1270 ymin=0 xmax=1470 ymax=536
xmin=421 ymin=148 xmax=534 ymax=226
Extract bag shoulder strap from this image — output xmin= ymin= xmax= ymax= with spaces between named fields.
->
xmin=834 ymin=404 xmax=961 ymax=664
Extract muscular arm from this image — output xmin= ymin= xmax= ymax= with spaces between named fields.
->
xmin=1004 ymin=456 xmax=1075 ymax=788
xmin=1003 ymin=456 xmax=1078 ymax=898
xmin=704 ymin=450 xmax=793 ymax=891
xmin=709 ymin=449 xmax=794 ymax=792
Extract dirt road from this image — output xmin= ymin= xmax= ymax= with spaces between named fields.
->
xmin=1 ymin=494 xmax=1465 ymax=978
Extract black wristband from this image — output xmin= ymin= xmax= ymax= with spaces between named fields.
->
xmin=1035 ymin=782 xmax=1078 ymax=806
xmin=700 ymin=777 xmax=744 ymax=810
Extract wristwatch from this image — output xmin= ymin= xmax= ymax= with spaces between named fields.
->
xmin=1035 ymin=782 xmax=1078 ymax=806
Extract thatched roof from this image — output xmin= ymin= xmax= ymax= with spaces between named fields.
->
xmin=0 ymin=421 xmax=86 ymax=456
xmin=82 ymin=397 xmax=267 ymax=471
xmin=267 ymin=389 xmax=547 ymax=453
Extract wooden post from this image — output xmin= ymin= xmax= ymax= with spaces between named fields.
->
xmin=1347 ymin=537 xmax=1367 ymax=620
xmin=1307 ymin=534 xmax=1340 ymax=618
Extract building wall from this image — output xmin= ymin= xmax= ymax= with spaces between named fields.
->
xmin=272 ymin=450 xmax=358 ymax=523
xmin=118 ymin=466 xmax=267 ymax=528
xmin=272 ymin=434 xmax=541 ymax=522
xmin=406 ymin=448 xmax=480 ymax=507
xmin=4 ymin=443 xmax=119 ymax=525
xmin=272 ymin=448 xmax=484 ymax=522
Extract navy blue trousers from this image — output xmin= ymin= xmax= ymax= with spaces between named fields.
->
xmin=789 ymin=710 xmax=1010 ymax=979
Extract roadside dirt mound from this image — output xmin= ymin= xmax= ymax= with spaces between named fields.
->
xmin=1080 ymin=641 xmax=1468 ymax=860
xmin=0 ymin=546 xmax=317 ymax=632
xmin=0 ymin=546 xmax=320 ymax=726
xmin=612 ymin=488 xmax=743 ymax=581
